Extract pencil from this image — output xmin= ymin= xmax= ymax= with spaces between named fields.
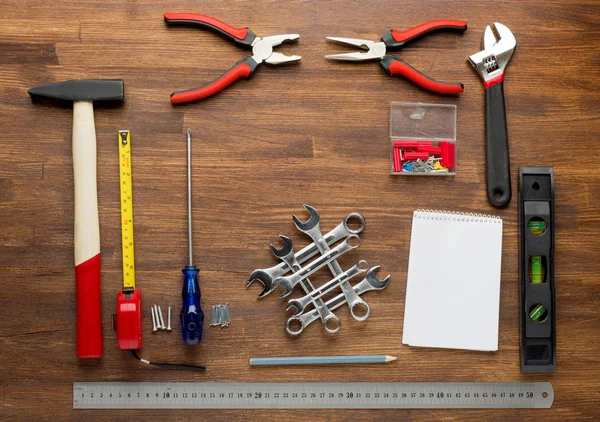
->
xmin=249 ymin=355 xmax=397 ymax=366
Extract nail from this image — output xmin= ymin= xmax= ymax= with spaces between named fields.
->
xmin=151 ymin=306 xmax=157 ymax=332
xmin=157 ymin=305 xmax=166 ymax=329
xmin=167 ymin=306 xmax=172 ymax=331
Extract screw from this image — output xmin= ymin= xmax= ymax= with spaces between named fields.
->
xmin=167 ymin=306 xmax=172 ymax=331
xmin=156 ymin=305 xmax=166 ymax=329
xmin=210 ymin=305 xmax=216 ymax=326
xmin=220 ymin=304 xmax=227 ymax=327
xmin=151 ymin=306 xmax=158 ymax=332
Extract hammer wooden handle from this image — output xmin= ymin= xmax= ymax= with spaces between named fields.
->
xmin=72 ymin=101 xmax=103 ymax=358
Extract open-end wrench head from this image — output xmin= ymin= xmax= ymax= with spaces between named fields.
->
xmin=276 ymin=278 xmax=295 ymax=298
xmin=285 ymin=299 xmax=301 ymax=314
xmin=365 ymin=266 xmax=391 ymax=289
xmin=246 ymin=270 xmax=275 ymax=298
xmin=270 ymin=235 xmax=294 ymax=258
xmin=292 ymin=204 xmax=320 ymax=231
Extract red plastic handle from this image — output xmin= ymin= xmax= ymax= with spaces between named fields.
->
xmin=391 ymin=20 xmax=467 ymax=45
xmin=171 ymin=57 xmax=257 ymax=104
xmin=164 ymin=13 xmax=249 ymax=41
xmin=75 ymin=253 xmax=103 ymax=358
xmin=384 ymin=57 xmax=464 ymax=95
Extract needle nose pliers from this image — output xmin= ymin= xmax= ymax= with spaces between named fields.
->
xmin=164 ymin=13 xmax=301 ymax=104
xmin=325 ymin=20 xmax=467 ymax=95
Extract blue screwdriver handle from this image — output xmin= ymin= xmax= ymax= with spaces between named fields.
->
xmin=180 ymin=265 xmax=204 ymax=344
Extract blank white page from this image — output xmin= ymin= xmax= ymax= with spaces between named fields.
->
xmin=402 ymin=210 xmax=503 ymax=351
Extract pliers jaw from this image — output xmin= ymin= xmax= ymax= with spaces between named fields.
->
xmin=324 ymin=38 xmax=386 ymax=61
xmin=253 ymin=34 xmax=302 ymax=65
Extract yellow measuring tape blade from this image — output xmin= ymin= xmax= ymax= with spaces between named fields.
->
xmin=119 ymin=130 xmax=135 ymax=290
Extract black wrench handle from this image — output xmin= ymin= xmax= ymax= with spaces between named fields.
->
xmin=485 ymin=80 xmax=511 ymax=208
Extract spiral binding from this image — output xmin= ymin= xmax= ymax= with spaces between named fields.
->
xmin=414 ymin=209 xmax=502 ymax=224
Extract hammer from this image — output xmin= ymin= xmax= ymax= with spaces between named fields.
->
xmin=29 ymin=79 xmax=125 ymax=358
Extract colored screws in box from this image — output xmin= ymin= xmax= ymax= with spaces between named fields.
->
xmin=391 ymin=140 xmax=455 ymax=175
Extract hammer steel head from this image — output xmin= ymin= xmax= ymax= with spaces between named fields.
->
xmin=28 ymin=79 xmax=125 ymax=103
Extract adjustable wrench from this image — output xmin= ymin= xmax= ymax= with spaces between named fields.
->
xmin=247 ymin=212 xmax=365 ymax=297
xmin=286 ymin=266 xmax=390 ymax=336
xmin=272 ymin=235 xmax=360 ymax=297
xmin=294 ymin=205 xmax=370 ymax=321
xmin=468 ymin=23 xmax=516 ymax=208
xmin=287 ymin=260 xmax=369 ymax=316
xmin=271 ymin=235 xmax=342 ymax=333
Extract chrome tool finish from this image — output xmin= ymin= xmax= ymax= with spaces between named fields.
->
xmin=247 ymin=212 xmax=365 ymax=297
xmin=271 ymin=235 xmax=341 ymax=333
xmin=286 ymin=266 xmax=390 ymax=336
xmin=293 ymin=205 xmax=370 ymax=321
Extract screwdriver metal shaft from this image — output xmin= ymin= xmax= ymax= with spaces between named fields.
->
xmin=187 ymin=128 xmax=193 ymax=267
xmin=180 ymin=128 xmax=204 ymax=345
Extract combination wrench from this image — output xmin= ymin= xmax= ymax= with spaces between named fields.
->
xmin=247 ymin=212 xmax=365 ymax=298
xmin=294 ymin=205 xmax=370 ymax=321
xmin=286 ymin=260 xmax=369 ymax=316
xmin=272 ymin=235 xmax=360 ymax=298
xmin=271 ymin=235 xmax=342 ymax=333
xmin=286 ymin=266 xmax=390 ymax=336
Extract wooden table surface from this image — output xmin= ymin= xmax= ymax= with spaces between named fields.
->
xmin=1 ymin=0 xmax=599 ymax=420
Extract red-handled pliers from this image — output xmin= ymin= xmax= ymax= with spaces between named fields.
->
xmin=325 ymin=20 xmax=467 ymax=95
xmin=164 ymin=13 xmax=301 ymax=104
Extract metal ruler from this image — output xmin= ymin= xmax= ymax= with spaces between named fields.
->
xmin=118 ymin=130 xmax=135 ymax=290
xmin=73 ymin=382 xmax=553 ymax=409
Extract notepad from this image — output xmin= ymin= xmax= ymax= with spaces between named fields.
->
xmin=402 ymin=210 xmax=503 ymax=351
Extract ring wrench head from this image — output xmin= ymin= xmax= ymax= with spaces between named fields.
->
xmin=286 ymin=315 xmax=306 ymax=336
xmin=343 ymin=212 xmax=366 ymax=234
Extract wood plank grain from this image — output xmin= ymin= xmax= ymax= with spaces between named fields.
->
xmin=0 ymin=0 xmax=599 ymax=420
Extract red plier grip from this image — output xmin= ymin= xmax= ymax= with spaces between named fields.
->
xmin=171 ymin=57 xmax=259 ymax=104
xmin=384 ymin=20 xmax=468 ymax=49
xmin=381 ymin=56 xmax=464 ymax=95
xmin=164 ymin=13 xmax=256 ymax=47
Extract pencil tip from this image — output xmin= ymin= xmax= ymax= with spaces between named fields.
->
xmin=386 ymin=356 xmax=398 ymax=362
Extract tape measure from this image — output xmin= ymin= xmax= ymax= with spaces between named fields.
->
xmin=73 ymin=382 xmax=553 ymax=409
xmin=119 ymin=130 xmax=135 ymax=289
xmin=114 ymin=130 xmax=142 ymax=351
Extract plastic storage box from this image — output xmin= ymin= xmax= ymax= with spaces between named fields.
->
xmin=390 ymin=102 xmax=457 ymax=176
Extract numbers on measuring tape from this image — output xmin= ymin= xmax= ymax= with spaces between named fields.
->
xmin=118 ymin=131 xmax=136 ymax=290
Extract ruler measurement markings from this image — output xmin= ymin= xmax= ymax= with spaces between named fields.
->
xmin=74 ymin=382 xmax=553 ymax=409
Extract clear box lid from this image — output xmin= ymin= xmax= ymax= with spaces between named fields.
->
xmin=390 ymin=102 xmax=456 ymax=141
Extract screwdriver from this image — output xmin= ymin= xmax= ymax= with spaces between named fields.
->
xmin=180 ymin=128 xmax=204 ymax=344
